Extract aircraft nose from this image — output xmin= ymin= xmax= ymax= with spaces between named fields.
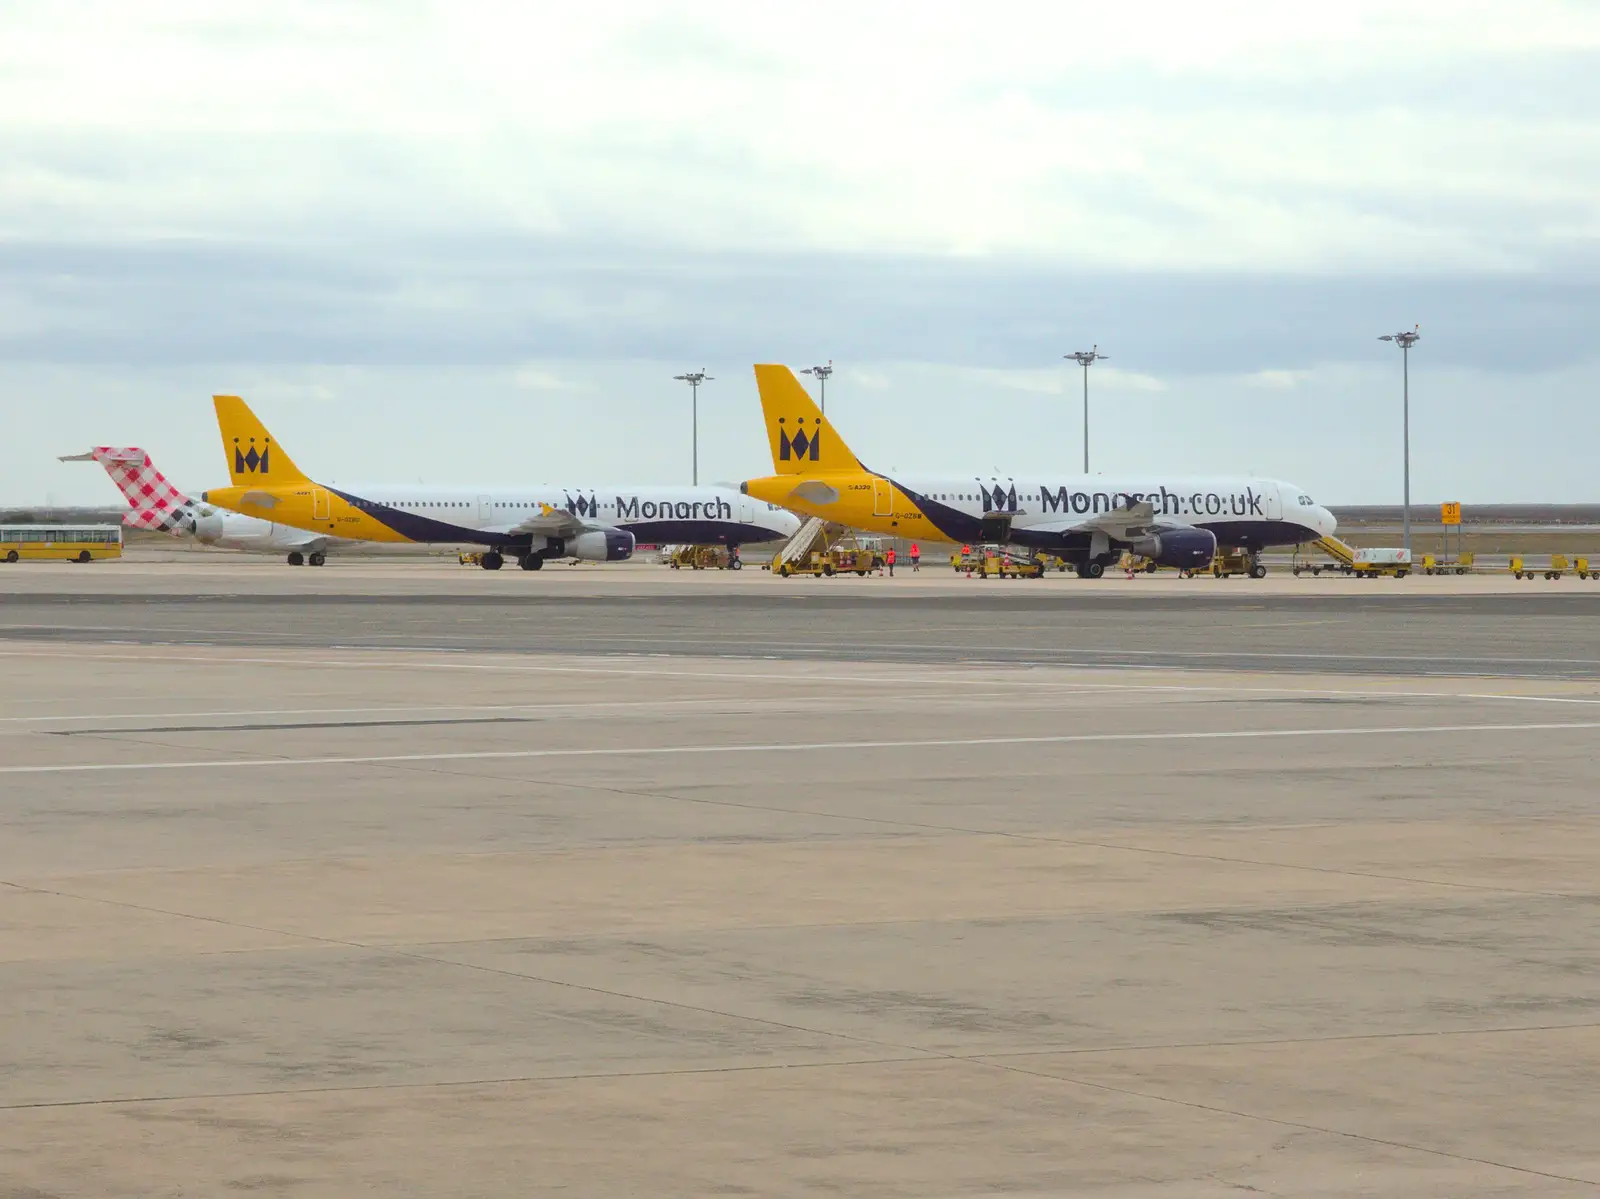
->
xmin=1317 ymin=505 xmax=1337 ymax=537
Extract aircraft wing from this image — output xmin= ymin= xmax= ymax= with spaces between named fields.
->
xmin=499 ymin=503 xmax=605 ymax=539
xmin=1024 ymin=500 xmax=1168 ymax=540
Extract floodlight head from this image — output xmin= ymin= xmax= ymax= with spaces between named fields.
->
xmin=1065 ymin=348 xmax=1107 ymax=367
xmin=1380 ymin=325 xmax=1421 ymax=349
xmin=674 ymin=369 xmax=713 ymax=385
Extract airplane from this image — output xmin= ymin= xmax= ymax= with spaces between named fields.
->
xmin=199 ymin=395 xmax=801 ymax=569
xmin=738 ymin=365 xmax=1338 ymax=578
xmin=60 ymin=446 xmax=343 ymax=565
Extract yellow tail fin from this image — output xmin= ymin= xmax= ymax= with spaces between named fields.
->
xmin=753 ymin=364 xmax=864 ymax=476
xmin=213 ymin=396 xmax=309 ymax=487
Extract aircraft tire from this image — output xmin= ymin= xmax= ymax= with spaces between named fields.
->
xmin=1250 ymin=563 xmax=1267 ymax=579
xmin=287 ymin=552 xmax=304 ymax=566
xmin=481 ymin=552 xmax=504 ymax=571
xmin=519 ymin=553 xmax=543 ymax=571
xmin=308 ymin=552 xmax=326 ymax=567
xmin=1080 ymin=560 xmax=1105 ymax=580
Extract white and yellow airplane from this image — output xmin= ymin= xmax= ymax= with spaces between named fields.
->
xmin=200 ymin=396 xmax=799 ymax=569
xmin=61 ymin=445 xmax=344 ymax=565
xmin=739 ymin=365 xmax=1337 ymax=577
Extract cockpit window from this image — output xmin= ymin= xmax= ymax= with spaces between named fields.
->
xmin=1298 ymin=495 xmax=1314 ymax=506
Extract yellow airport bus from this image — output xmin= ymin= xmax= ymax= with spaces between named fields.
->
xmin=0 ymin=524 xmax=124 ymax=563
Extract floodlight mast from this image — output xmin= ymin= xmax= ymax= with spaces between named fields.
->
xmin=1378 ymin=327 xmax=1421 ymax=556
xmin=1065 ymin=346 xmax=1107 ymax=473
xmin=673 ymin=370 xmax=714 ymax=486
xmin=801 ymin=361 xmax=834 ymax=415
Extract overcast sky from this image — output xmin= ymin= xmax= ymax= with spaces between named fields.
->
xmin=4 ymin=0 xmax=1598 ymax=505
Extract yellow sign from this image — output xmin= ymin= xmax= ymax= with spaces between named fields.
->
xmin=1441 ymin=502 xmax=1461 ymax=526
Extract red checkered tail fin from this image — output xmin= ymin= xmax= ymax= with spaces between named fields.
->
xmin=60 ymin=447 xmax=198 ymax=536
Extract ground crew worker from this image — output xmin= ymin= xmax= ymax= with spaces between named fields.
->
xmin=909 ymin=542 xmax=920 ymax=571
xmin=961 ymin=544 xmax=973 ymax=576
xmin=886 ymin=546 xmax=897 ymax=577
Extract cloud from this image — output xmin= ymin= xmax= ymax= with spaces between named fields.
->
xmin=511 ymin=367 xmax=594 ymax=393
xmin=1 ymin=2 xmax=1597 ymax=506
xmin=0 ymin=2 xmax=1595 ymax=269
xmin=1242 ymin=369 xmax=1314 ymax=391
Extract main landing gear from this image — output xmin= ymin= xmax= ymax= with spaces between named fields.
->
xmin=477 ymin=550 xmax=544 ymax=571
xmin=287 ymin=551 xmax=303 ymax=566
xmin=286 ymin=551 xmax=326 ymax=566
xmin=1075 ymin=558 xmax=1107 ymax=579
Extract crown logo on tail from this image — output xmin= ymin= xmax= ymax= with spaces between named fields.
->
xmin=234 ymin=437 xmax=271 ymax=474
xmin=778 ymin=420 xmax=820 ymax=462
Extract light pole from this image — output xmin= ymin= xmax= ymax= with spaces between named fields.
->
xmin=802 ymin=361 xmax=833 ymax=415
xmin=1378 ymin=326 xmax=1420 ymax=556
xmin=1065 ymin=346 xmax=1107 ymax=473
xmin=673 ymin=369 xmax=713 ymax=485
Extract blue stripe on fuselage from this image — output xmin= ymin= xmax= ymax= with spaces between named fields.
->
xmin=892 ymin=481 xmax=1318 ymax=551
xmin=329 ymin=488 xmax=508 ymax=546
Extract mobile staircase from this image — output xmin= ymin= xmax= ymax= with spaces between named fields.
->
xmin=771 ymin=517 xmax=832 ymax=572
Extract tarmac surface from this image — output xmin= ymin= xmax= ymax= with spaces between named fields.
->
xmin=3 ymin=554 xmax=1600 ymax=680
xmin=2 ymin=556 xmax=1599 ymax=1196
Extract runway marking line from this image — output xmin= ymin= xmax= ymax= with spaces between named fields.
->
xmin=3 ymin=720 xmax=1598 ymax=775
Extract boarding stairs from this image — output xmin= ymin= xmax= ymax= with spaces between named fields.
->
xmin=776 ymin=516 xmax=833 ymax=567
xmin=1313 ymin=535 xmax=1358 ymax=566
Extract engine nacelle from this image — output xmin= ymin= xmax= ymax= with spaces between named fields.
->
xmin=565 ymin=528 xmax=635 ymax=562
xmin=1129 ymin=527 xmax=1216 ymax=568
xmin=188 ymin=511 xmax=225 ymax=544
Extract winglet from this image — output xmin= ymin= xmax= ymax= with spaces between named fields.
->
xmin=213 ymin=396 xmax=309 ymax=487
xmin=752 ymin=364 xmax=863 ymax=476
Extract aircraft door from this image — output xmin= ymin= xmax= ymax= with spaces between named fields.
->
xmin=476 ymin=495 xmax=493 ymax=527
xmin=1259 ymin=482 xmax=1283 ymax=520
xmin=738 ymin=496 xmax=756 ymax=523
xmin=312 ymin=488 xmax=331 ymax=521
xmin=872 ymin=477 xmax=894 ymax=516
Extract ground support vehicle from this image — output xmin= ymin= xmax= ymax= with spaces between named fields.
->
xmin=971 ymin=547 xmax=1045 ymax=579
xmin=1293 ymin=537 xmax=1410 ymax=578
xmin=664 ymin=545 xmax=742 ymax=570
xmin=775 ymin=546 xmax=879 ymax=577
xmin=1422 ymin=552 xmax=1474 ymax=575
xmin=1513 ymin=554 xmax=1586 ymax=581
xmin=1118 ymin=553 xmax=1159 ymax=575
xmin=773 ymin=530 xmax=883 ymax=577
xmin=0 ymin=525 xmax=123 ymax=563
xmin=954 ymin=544 xmax=1044 ymax=578
xmin=1185 ymin=549 xmax=1265 ymax=580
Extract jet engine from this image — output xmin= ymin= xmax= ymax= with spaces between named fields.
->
xmin=187 ymin=510 xmax=225 ymax=544
xmin=1129 ymin=527 xmax=1216 ymax=569
xmin=565 ymin=528 xmax=635 ymax=562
